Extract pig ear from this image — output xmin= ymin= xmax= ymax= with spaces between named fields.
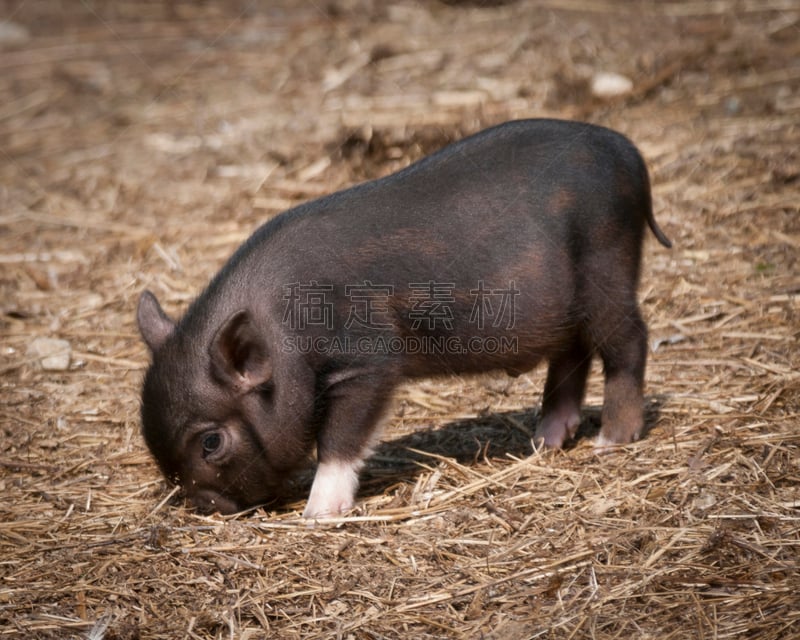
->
xmin=209 ymin=310 xmax=271 ymax=393
xmin=137 ymin=290 xmax=176 ymax=354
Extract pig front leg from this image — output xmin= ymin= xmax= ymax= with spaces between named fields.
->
xmin=302 ymin=373 xmax=394 ymax=519
xmin=304 ymin=458 xmax=362 ymax=518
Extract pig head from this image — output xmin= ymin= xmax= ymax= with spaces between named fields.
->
xmin=137 ymin=291 xmax=320 ymax=514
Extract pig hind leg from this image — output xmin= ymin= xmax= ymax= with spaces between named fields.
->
xmin=535 ymin=337 xmax=592 ymax=449
xmin=591 ymin=303 xmax=648 ymax=450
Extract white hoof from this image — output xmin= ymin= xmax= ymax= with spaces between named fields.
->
xmin=302 ymin=459 xmax=361 ymax=519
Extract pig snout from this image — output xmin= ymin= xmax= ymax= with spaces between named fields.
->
xmin=188 ymin=489 xmax=242 ymax=515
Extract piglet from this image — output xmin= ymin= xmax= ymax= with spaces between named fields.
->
xmin=136 ymin=119 xmax=671 ymax=518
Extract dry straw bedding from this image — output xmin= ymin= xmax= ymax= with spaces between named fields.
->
xmin=1 ymin=1 xmax=798 ymax=638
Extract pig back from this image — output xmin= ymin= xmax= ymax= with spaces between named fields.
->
xmin=208 ymin=120 xmax=651 ymax=375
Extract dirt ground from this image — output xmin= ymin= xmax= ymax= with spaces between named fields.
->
xmin=1 ymin=1 xmax=799 ymax=638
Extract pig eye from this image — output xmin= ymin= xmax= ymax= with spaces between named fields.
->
xmin=201 ymin=432 xmax=222 ymax=457
xmin=256 ymin=381 xmax=273 ymax=397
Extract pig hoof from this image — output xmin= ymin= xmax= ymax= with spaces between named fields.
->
xmin=593 ymin=434 xmax=629 ymax=455
xmin=303 ymin=459 xmax=361 ymax=519
xmin=302 ymin=497 xmax=354 ymax=520
xmin=534 ymin=410 xmax=581 ymax=449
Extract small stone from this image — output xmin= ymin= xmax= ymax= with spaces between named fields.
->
xmin=27 ymin=337 xmax=72 ymax=371
xmin=0 ymin=22 xmax=30 ymax=46
xmin=694 ymin=491 xmax=717 ymax=510
xmin=724 ymin=96 xmax=742 ymax=115
xmin=591 ymin=71 xmax=634 ymax=99
xmin=78 ymin=293 xmax=105 ymax=312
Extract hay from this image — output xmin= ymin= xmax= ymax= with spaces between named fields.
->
xmin=1 ymin=1 xmax=798 ymax=638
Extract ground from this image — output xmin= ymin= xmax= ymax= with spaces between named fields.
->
xmin=1 ymin=1 xmax=798 ymax=638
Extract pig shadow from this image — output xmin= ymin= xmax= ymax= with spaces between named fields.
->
xmin=276 ymin=395 xmax=666 ymax=511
